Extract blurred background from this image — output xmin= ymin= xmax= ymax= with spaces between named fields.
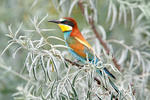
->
xmin=0 ymin=0 xmax=150 ymax=100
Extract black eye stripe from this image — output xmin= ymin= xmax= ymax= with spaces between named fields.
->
xmin=61 ymin=21 xmax=67 ymax=24
xmin=61 ymin=20 xmax=74 ymax=27
xmin=68 ymin=21 xmax=74 ymax=27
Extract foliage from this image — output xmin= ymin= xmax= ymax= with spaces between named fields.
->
xmin=0 ymin=0 xmax=150 ymax=100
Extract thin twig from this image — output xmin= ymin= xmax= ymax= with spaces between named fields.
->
xmin=64 ymin=58 xmax=113 ymax=93
xmin=78 ymin=0 xmax=121 ymax=71
xmin=64 ymin=58 xmax=84 ymax=68
xmin=0 ymin=63 xmax=37 ymax=85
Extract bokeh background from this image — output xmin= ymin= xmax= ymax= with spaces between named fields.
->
xmin=0 ymin=0 xmax=150 ymax=100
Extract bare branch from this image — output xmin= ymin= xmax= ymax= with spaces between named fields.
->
xmin=78 ymin=0 xmax=121 ymax=71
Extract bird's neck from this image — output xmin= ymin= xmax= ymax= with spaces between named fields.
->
xmin=64 ymin=31 xmax=72 ymax=40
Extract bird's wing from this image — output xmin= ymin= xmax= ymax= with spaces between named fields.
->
xmin=66 ymin=36 xmax=94 ymax=60
xmin=74 ymin=37 xmax=92 ymax=50
xmin=74 ymin=37 xmax=96 ymax=60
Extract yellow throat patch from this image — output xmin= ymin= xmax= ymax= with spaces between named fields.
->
xmin=58 ymin=24 xmax=72 ymax=32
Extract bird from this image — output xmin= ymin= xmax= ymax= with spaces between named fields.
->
xmin=48 ymin=17 xmax=116 ymax=79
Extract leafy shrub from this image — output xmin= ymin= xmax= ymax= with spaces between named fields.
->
xmin=0 ymin=0 xmax=150 ymax=100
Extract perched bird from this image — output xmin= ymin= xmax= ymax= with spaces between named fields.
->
xmin=48 ymin=17 xmax=115 ymax=79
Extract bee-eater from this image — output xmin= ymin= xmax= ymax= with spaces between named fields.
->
xmin=48 ymin=17 xmax=115 ymax=79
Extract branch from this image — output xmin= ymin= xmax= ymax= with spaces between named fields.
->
xmin=64 ymin=58 xmax=102 ymax=85
xmin=64 ymin=58 xmax=83 ymax=68
xmin=78 ymin=0 xmax=121 ymax=71
xmin=64 ymin=58 xmax=118 ymax=96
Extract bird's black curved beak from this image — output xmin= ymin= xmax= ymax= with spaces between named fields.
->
xmin=48 ymin=20 xmax=60 ymax=24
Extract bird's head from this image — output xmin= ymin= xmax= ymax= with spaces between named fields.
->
xmin=48 ymin=17 xmax=77 ymax=32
